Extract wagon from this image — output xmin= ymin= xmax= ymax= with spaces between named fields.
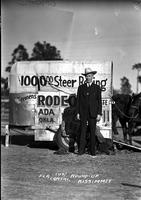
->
xmin=8 ymin=61 xmax=113 ymax=150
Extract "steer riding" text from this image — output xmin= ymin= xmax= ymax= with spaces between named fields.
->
xmin=19 ymin=75 xmax=108 ymax=91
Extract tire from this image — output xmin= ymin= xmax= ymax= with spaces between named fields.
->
xmin=55 ymin=128 xmax=78 ymax=151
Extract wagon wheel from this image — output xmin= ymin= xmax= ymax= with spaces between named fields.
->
xmin=55 ymin=128 xmax=78 ymax=152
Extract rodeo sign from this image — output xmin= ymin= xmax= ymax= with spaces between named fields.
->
xmin=9 ymin=61 xmax=113 ymax=144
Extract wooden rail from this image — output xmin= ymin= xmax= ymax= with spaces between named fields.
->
xmin=1 ymin=99 xmax=9 ymax=124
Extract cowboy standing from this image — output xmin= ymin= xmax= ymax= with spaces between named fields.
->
xmin=76 ymin=68 xmax=102 ymax=156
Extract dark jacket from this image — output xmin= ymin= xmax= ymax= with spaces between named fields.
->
xmin=76 ymin=83 xmax=102 ymax=119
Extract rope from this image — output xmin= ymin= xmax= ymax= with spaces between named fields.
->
xmin=47 ymin=87 xmax=140 ymax=121
xmin=48 ymin=82 xmax=73 ymax=95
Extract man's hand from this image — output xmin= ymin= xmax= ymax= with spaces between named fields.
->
xmin=96 ymin=114 xmax=102 ymax=122
xmin=76 ymin=113 xmax=80 ymax=120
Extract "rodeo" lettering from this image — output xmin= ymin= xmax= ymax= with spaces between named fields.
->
xmin=37 ymin=95 xmax=68 ymax=107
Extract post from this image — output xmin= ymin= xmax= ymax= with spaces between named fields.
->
xmin=5 ymin=125 xmax=9 ymax=147
xmin=136 ymin=69 xmax=139 ymax=94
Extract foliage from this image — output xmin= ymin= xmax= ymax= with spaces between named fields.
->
xmin=132 ymin=63 xmax=141 ymax=71
xmin=5 ymin=44 xmax=29 ymax=72
xmin=1 ymin=77 xmax=8 ymax=89
xmin=5 ymin=42 xmax=63 ymax=73
xmin=30 ymin=41 xmax=63 ymax=61
xmin=120 ymin=76 xmax=132 ymax=95
xmin=138 ymin=76 xmax=141 ymax=83
xmin=1 ymin=77 xmax=9 ymax=97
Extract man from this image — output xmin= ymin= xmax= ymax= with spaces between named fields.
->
xmin=62 ymin=94 xmax=79 ymax=153
xmin=54 ymin=94 xmax=79 ymax=155
xmin=76 ymin=67 xmax=102 ymax=156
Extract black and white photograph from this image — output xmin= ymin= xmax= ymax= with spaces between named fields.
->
xmin=1 ymin=0 xmax=141 ymax=199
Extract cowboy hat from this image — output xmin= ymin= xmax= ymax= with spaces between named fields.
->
xmin=82 ymin=68 xmax=97 ymax=76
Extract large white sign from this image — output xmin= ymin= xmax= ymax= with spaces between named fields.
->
xmin=10 ymin=61 xmax=113 ymax=138
xmin=9 ymin=61 xmax=113 ymax=98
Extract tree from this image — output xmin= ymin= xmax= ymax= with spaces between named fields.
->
xmin=5 ymin=44 xmax=29 ymax=72
xmin=5 ymin=42 xmax=62 ymax=72
xmin=138 ymin=76 xmax=141 ymax=83
xmin=1 ymin=77 xmax=7 ymax=89
xmin=1 ymin=77 xmax=9 ymax=97
xmin=132 ymin=63 xmax=141 ymax=93
xmin=120 ymin=76 xmax=132 ymax=95
xmin=30 ymin=41 xmax=63 ymax=61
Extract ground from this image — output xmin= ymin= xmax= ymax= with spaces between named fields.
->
xmin=1 ymin=129 xmax=141 ymax=200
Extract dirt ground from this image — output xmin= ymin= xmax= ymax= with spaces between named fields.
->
xmin=1 ymin=128 xmax=141 ymax=200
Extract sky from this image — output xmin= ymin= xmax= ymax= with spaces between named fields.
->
xmin=1 ymin=0 xmax=141 ymax=92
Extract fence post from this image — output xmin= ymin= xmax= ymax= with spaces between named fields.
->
xmin=5 ymin=125 xmax=9 ymax=147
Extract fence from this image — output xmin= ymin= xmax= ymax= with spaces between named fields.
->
xmin=1 ymin=98 xmax=9 ymax=125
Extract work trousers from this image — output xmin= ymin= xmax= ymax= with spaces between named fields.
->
xmin=78 ymin=115 xmax=96 ymax=155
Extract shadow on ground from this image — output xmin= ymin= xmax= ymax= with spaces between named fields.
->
xmin=1 ymin=135 xmax=58 ymax=150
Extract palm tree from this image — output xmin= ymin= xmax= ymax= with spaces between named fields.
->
xmin=132 ymin=63 xmax=141 ymax=93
